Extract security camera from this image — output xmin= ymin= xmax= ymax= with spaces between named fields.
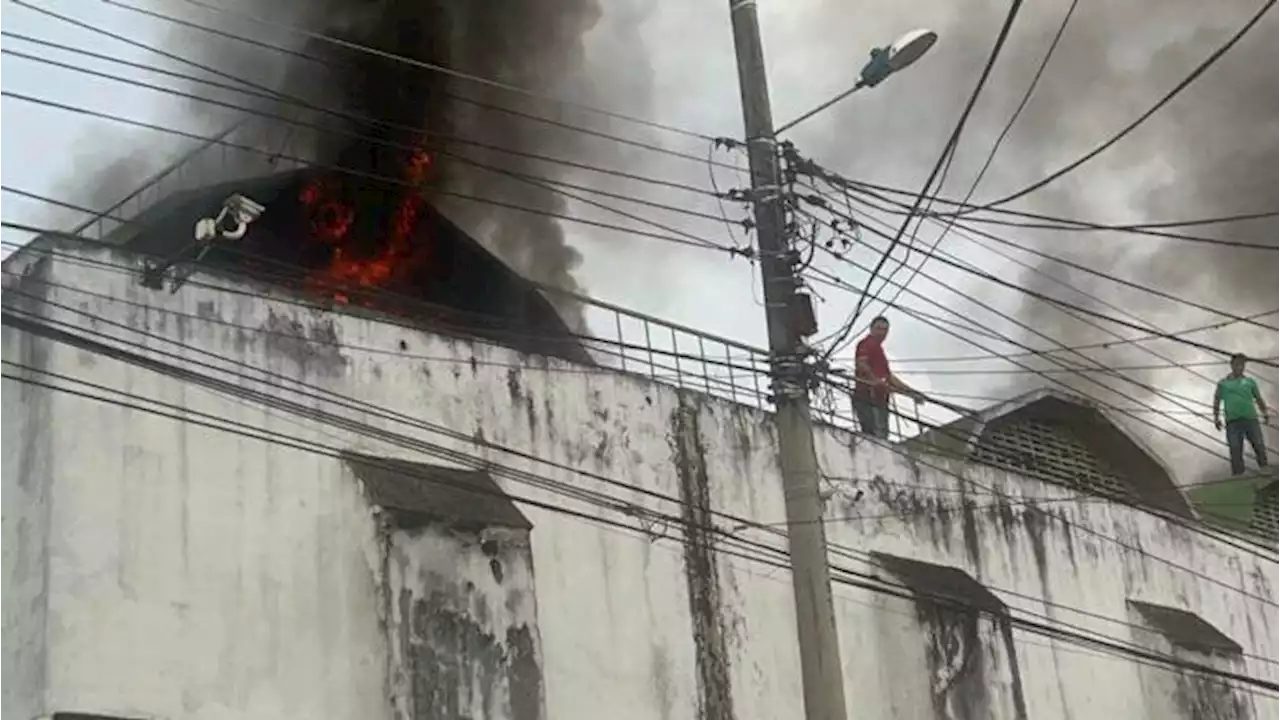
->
xmin=194 ymin=193 xmax=265 ymax=243
xmin=225 ymin=193 xmax=265 ymax=225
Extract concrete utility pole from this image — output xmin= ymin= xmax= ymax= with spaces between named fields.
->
xmin=725 ymin=2 xmax=849 ymax=719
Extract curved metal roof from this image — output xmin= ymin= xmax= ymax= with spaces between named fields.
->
xmin=906 ymin=387 xmax=1194 ymax=518
xmin=10 ymin=168 xmax=594 ymax=366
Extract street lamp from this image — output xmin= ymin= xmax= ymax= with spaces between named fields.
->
xmin=774 ymin=29 xmax=938 ymax=136
xmin=725 ymin=11 xmax=937 ymax=719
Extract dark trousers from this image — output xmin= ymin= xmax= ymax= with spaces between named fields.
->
xmin=1225 ymin=418 xmax=1269 ymax=475
xmin=853 ymin=398 xmax=890 ymax=439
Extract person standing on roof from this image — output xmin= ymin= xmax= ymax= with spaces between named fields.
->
xmin=1213 ymin=353 xmax=1271 ymax=476
xmin=852 ymin=316 xmax=926 ymax=439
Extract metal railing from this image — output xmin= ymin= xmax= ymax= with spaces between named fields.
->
xmin=60 ymin=117 xmax=913 ymax=434
xmin=49 ymin=113 xmax=962 ymax=449
xmin=546 ymin=285 xmax=773 ymax=408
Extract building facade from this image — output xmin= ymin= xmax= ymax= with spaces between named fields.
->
xmin=4 ymin=242 xmax=1278 ymax=720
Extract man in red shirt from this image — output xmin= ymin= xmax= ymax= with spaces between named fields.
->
xmin=853 ymin=316 xmax=925 ymax=438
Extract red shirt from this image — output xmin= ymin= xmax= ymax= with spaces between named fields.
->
xmin=854 ymin=335 xmax=890 ymax=402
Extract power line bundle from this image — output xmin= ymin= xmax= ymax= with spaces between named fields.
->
xmin=3 ymin=0 xmax=1278 ymax=701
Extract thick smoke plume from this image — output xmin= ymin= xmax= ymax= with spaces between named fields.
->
xmin=57 ymin=0 xmax=656 ymax=331
xmin=968 ymin=0 xmax=1278 ymax=475
xmin=781 ymin=0 xmax=1276 ymax=475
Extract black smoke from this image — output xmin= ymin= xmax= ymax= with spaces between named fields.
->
xmin=52 ymin=0 xmax=661 ymax=332
xmin=962 ymin=1 xmax=1280 ymax=473
xmin=775 ymin=0 xmax=1277 ymax=475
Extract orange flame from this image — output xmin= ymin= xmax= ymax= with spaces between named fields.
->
xmin=298 ymin=146 xmax=434 ymax=303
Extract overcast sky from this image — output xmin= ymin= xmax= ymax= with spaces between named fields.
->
xmin=2 ymin=0 xmax=1276 ymax=483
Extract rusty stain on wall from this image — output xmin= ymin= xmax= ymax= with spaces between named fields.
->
xmin=388 ymin=527 xmax=545 ymax=720
xmin=261 ymin=308 xmax=350 ymax=377
xmin=1 ymin=251 xmax=56 ymax=719
xmin=1173 ymin=670 xmax=1252 ymax=720
xmin=919 ymin=604 xmax=988 ymax=718
xmin=669 ymin=397 xmax=736 ymax=720
xmin=916 ymin=604 xmax=1029 ymax=720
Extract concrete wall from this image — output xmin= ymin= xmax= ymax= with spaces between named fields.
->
xmin=3 ymin=243 xmax=1277 ymax=720
xmin=384 ymin=523 xmax=546 ymax=720
xmin=3 ymin=256 xmax=57 ymax=719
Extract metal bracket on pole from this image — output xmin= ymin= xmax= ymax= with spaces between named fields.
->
xmin=768 ymin=348 xmax=821 ymax=403
xmin=140 ymin=193 xmax=265 ymax=293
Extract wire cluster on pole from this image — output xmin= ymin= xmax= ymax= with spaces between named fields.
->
xmin=4 ymin=0 xmax=1279 ymax=703
xmin=3 ymin=285 xmax=1276 ymax=694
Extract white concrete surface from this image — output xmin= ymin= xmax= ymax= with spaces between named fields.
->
xmin=3 ymin=243 xmax=1277 ymax=719
xmin=3 ymin=277 xmax=56 ymax=720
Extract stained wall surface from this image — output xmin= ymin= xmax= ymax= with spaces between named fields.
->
xmin=3 ymin=244 xmax=1276 ymax=720
xmin=3 ymin=259 xmax=56 ymax=720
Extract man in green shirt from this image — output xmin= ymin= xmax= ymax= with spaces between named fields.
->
xmin=1213 ymin=353 xmax=1271 ymax=476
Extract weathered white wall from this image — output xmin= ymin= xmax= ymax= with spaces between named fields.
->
xmin=3 ymin=243 xmax=1277 ymax=720
xmin=385 ymin=524 xmax=546 ymax=720
xmin=3 ymin=271 xmax=56 ymax=719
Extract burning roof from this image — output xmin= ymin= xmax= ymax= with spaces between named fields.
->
xmin=108 ymin=164 xmax=594 ymax=366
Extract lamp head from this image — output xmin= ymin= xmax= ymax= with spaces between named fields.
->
xmin=887 ymin=29 xmax=938 ymax=73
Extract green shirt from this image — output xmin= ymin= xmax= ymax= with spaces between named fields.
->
xmin=1218 ymin=375 xmax=1260 ymax=422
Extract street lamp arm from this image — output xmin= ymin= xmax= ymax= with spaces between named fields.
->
xmin=774 ymin=80 xmax=868 ymax=136
xmin=773 ymin=29 xmax=936 ymax=137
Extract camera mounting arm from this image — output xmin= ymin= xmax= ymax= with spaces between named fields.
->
xmin=141 ymin=193 xmax=266 ymax=293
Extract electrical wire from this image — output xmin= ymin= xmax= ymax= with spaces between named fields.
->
xmin=10 ymin=1 xmax=1280 ymax=666
xmin=0 ymin=186 xmax=758 ymax=385
xmin=0 ymin=18 xmax=745 ymax=178
xmin=943 ymin=208 xmax=1279 ymax=235
xmin=833 ymin=0 xmax=1025 ymax=349
xmin=14 ymin=0 xmax=718 ymax=146
xmin=808 ymin=263 xmax=1239 ymax=453
xmin=15 ymin=240 xmax=1280 ymax=666
xmin=709 ymin=141 xmax=769 ymax=312
xmin=964 ymin=0 xmax=1279 ymax=213
xmin=858 ymin=0 xmax=1081 ymax=329
xmin=829 ymin=175 xmax=1278 ymax=249
xmin=888 ymin=310 xmax=1280 ymax=364
xmin=798 ymin=179 xmax=1269 ymax=427
xmin=800 ymin=199 xmax=1278 ymax=368
xmin=0 ymin=21 xmax=722 ymax=201
xmin=0 ymin=257 xmax=748 ymax=382
xmin=14 ymin=234 xmax=1277 ymax=579
xmin=806 ymin=261 xmax=1264 ymax=466
xmin=834 ymin=192 xmax=1280 ymax=430
xmin=824 ymin=174 xmax=1280 ymax=239
xmin=0 ymin=234 xmax=773 ymax=407
xmin=889 ymin=359 xmax=1274 ymax=376
xmin=919 ymin=387 xmax=1249 ymax=414
xmin=0 ymin=230 xmax=774 ymax=410
xmin=821 ymin=178 xmax=1279 ymax=331
xmin=0 ymin=317 xmax=670 ymax=511
xmin=0 ymin=38 xmax=749 ymax=257
xmin=798 ymin=251 xmax=1270 ymax=466
xmin=8 ymin=369 xmax=1273 ymax=697
xmin=801 ymin=183 xmax=1280 ymax=420
xmin=2 ymin=47 xmax=747 ymax=254
xmin=0 ymin=30 xmax=741 ymax=196
xmin=0 ymin=44 xmax=726 ymax=205
xmin=816 ymin=371 xmax=1280 ymax=562
xmin=865 ymin=141 xmax=959 ymax=343
xmin=0 ymin=92 xmax=739 ymax=257
xmin=6 ymin=305 xmax=1278 ymax=682
xmin=801 ymin=258 xmax=1266 ymax=417
xmin=818 ymin=193 xmax=1280 ymax=408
